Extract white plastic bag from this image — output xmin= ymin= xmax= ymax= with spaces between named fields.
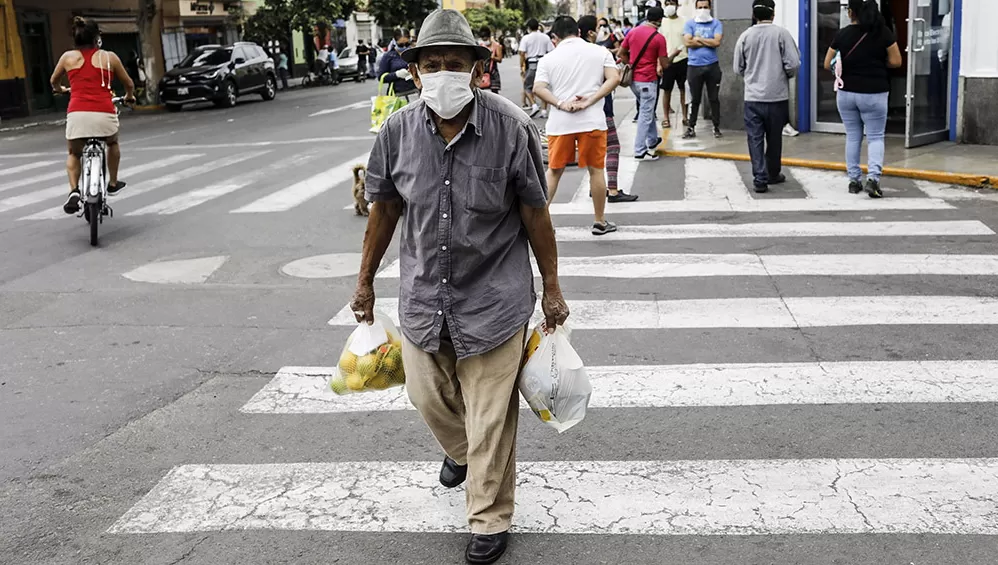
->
xmin=329 ymin=313 xmax=405 ymax=395
xmin=519 ymin=324 xmax=592 ymax=433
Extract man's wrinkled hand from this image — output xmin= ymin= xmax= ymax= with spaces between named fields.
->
xmin=541 ymin=286 xmax=569 ymax=333
xmin=350 ymin=282 xmax=376 ymax=324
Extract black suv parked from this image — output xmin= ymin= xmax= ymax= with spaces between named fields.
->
xmin=159 ymin=42 xmax=277 ymax=111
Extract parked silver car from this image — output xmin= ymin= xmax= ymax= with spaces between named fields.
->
xmin=336 ymin=47 xmax=367 ymax=82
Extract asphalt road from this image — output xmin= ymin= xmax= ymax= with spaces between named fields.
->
xmin=2 ymin=59 xmax=998 ymax=565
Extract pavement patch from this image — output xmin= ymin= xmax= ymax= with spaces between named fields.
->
xmin=122 ymin=256 xmax=229 ymax=284
xmin=280 ymin=253 xmax=362 ymax=279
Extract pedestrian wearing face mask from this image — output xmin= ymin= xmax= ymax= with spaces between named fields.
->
xmin=658 ymin=0 xmax=689 ymax=129
xmin=352 ymin=9 xmax=566 ymax=565
xmin=378 ymin=28 xmax=417 ymax=96
xmin=735 ymin=0 xmax=800 ymax=193
xmin=684 ymin=0 xmax=724 ymax=139
xmin=533 ymin=16 xmax=625 ymax=235
xmin=618 ymin=7 xmax=670 ymax=161
xmin=580 ymin=15 xmax=639 ymax=203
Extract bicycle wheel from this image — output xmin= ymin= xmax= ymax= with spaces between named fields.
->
xmin=87 ymin=202 xmax=99 ymax=246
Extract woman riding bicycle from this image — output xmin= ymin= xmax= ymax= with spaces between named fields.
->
xmin=50 ymin=17 xmax=135 ymax=215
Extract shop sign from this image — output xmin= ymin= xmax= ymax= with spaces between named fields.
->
xmin=186 ymin=1 xmax=216 ymax=16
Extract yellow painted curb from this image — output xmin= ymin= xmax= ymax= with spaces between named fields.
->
xmin=658 ymin=148 xmax=998 ymax=189
xmin=132 ymin=104 xmax=164 ymax=112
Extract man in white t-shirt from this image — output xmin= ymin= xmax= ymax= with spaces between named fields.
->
xmin=533 ymin=15 xmax=622 ymax=236
xmin=518 ymin=18 xmax=554 ymax=117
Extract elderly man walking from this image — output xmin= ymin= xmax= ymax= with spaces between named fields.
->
xmin=734 ymin=0 xmax=800 ymax=192
xmin=350 ymin=9 xmax=568 ymax=565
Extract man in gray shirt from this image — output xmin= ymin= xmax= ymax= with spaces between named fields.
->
xmin=350 ymin=9 xmax=567 ymax=565
xmin=734 ymin=0 xmax=800 ymax=192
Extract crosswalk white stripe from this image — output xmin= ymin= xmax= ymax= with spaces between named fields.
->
xmin=554 ymin=220 xmax=992 ymax=241
xmin=240 ymin=360 xmax=998 ymax=414
xmin=107 ymin=458 xmax=998 ymax=535
xmin=684 ymin=158 xmax=751 ymax=202
xmin=308 ymin=100 xmax=369 ymax=117
xmin=128 ymin=152 xmax=315 ymax=215
xmin=17 ymin=153 xmax=257 ymax=220
xmin=375 ymin=253 xmax=998 ymax=279
xmin=790 ymin=166 xmax=857 ymax=200
xmin=328 ymin=295 xmax=998 ymax=328
xmin=0 ymin=155 xmax=192 ymax=214
xmin=0 ymin=160 xmax=58 ymax=179
xmin=231 ymin=151 xmax=370 ymax=213
xmin=549 ymin=197 xmax=952 ymax=214
xmin=0 ymin=169 xmax=67 ymax=194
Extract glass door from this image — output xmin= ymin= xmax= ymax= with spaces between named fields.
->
xmin=905 ymin=0 xmax=951 ymax=148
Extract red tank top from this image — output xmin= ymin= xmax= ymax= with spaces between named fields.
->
xmin=67 ymin=48 xmax=115 ymax=114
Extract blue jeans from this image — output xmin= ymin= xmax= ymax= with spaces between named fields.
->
xmin=836 ymin=90 xmax=889 ymax=182
xmin=631 ymin=81 xmax=659 ymax=155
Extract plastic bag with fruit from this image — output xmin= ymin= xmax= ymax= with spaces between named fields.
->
xmin=329 ymin=314 xmax=405 ymax=394
xmin=518 ymin=323 xmax=592 ymax=433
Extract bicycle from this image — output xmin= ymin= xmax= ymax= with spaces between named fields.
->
xmin=59 ymin=90 xmax=130 ymax=246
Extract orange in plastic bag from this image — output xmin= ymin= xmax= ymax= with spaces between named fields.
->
xmin=329 ymin=313 xmax=405 ymax=395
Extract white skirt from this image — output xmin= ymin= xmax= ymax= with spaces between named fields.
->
xmin=66 ymin=111 xmax=119 ymax=140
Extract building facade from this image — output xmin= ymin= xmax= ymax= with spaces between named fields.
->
xmin=770 ymin=0 xmax=994 ymax=146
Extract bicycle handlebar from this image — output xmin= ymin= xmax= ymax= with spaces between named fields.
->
xmin=55 ymin=88 xmax=134 ymax=108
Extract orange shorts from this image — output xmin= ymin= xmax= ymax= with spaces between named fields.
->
xmin=546 ymin=129 xmax=607 ymax=170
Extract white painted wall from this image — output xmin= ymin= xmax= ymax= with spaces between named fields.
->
xmin=772 ymin=0 xmax=799 ymax=45
xmin=960 ymin=0 xmax=998 ymax=77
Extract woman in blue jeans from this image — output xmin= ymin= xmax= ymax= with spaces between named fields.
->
xmin=823 ymin=0 xmax=902 ymax=198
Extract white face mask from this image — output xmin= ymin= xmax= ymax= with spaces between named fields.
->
xmin=694 ymin=8 xmax=713 ymax=23
xmin=665 ymin=5 xmax=678 ymax=17
xmin=419 ymin=70 xmax=474 ymax=120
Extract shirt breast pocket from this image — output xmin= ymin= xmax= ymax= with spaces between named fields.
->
xmin=466 ymin=166 xmax=510 ymax=214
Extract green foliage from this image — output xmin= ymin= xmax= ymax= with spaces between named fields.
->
xmin=501 ymin=0 xmax=549 ymax=22
xmin=286 ymin=0 xmax=358 ymax=30
xmin=365 ymin=0 xmax=439 ymax=29
xmin=243 ymin=1 xmax=292 ymax=46
xmin=463 ymin=6 xmax=524 ymax=35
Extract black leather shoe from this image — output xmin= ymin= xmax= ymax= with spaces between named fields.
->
xmin=439 ymin=457 xmax=467 ymax=488
xmin=769 ymin=173 xmax=787 ymax=184
xmin=465 ymin=531 xmax=509 ymax=564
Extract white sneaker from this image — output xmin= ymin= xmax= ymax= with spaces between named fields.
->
xmin=528 ymin=104 xmax=540 ymax=118
xmin=539 ymin=110 xmax=548 ymax=119
xmin=783 ymin=124 xmax=800 ymax=137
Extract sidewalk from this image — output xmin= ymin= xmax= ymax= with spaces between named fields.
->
xmin=654 ymin=118 xmax=998 ymax=188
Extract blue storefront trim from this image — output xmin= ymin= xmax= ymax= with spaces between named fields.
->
xmin=949 ymin=0 xmax=962 ymax=142
xmin=797 ymin=0 xmax=811 ymax=133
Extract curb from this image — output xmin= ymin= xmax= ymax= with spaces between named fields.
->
xmin=132 ymin=104 xmax=164 ymax=112
xmin=658 ymin=149 xmax=998 ymax=189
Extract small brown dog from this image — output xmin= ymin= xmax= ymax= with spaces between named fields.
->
xmin=351 ymin=164 xmax=369 ymax=216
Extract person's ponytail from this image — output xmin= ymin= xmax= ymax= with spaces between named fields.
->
xmin=72 ymin=17 xmax=99 ymax=47
xmin=849 ymin=0 xmax=884 ymax=33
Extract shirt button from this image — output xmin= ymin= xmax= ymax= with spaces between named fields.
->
xmin=444 ymin=180 xmax=451 ymax=186
xmin=441 ymin=245 xmax=447 ymax=251
xmin=442 ymin=278 xmax=448 ymax=284
xmin=436 ymin=310 xmax=443 ymax=316
xmin=442 ymin=213 xmax=448 ymax=219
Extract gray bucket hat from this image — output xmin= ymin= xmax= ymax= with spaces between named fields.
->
xmin=401 ymin=9 xmax=492 ymax=64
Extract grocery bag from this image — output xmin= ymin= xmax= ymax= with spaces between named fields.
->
xmin=519 ymin=323 xmax=592 ymax=433
xmin=329 ymin=313 xmax=405 ymax=394
xmin=370 ymin=74 xmax=407 ymax=134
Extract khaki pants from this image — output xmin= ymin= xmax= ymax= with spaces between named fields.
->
xmin=403 ymin=326 xmax=526 ymax=534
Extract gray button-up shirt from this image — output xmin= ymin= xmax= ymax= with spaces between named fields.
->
xmin=366 ymin=91 xmax=548 ymax=360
